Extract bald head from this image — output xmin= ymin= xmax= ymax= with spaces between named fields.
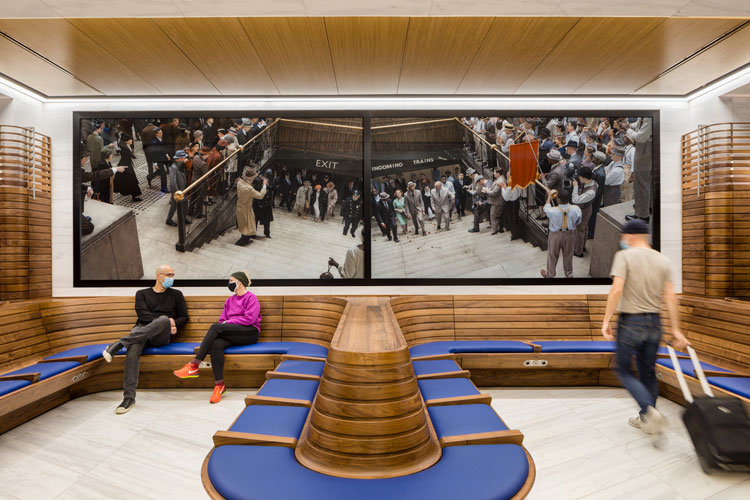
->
xmin=434 ymin=181 xmax=443 ymax=190
xmin=154 ymin=264 xmax=175 ymax=291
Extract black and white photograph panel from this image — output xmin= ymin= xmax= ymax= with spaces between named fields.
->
xmin=369 ymin=116 xmax=655 ymax=280
xmin=77 ymin=116 xmax=365 ymax=281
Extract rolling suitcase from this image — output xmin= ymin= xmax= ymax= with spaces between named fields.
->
xmin=667 ymin=344 xmax=750 ymax=473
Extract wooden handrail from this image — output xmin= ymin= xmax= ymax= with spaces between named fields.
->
xmin=454 ymin=117 xmax=511 ymax=162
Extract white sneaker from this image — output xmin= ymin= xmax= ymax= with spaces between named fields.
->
xmin=628 ymin=415 xmax=645 ymax=429
xmin=102 ymin=350 xmax=112 ymax=363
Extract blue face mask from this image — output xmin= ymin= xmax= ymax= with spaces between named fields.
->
xmin=619 ymin=240 xmax=630 ymax=250
xmin=162 ymin=277 xmax=174 ymax=289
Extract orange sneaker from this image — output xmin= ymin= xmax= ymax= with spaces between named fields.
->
xmin=173 ymin=362 xmax=199 ymax=379
xmin=210 ymin=384 xmax=226 ymax=404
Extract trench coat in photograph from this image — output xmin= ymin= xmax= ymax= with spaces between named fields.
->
xmin=236 ymin=178 xmax=267 ymax=236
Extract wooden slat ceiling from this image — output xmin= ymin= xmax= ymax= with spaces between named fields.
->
xmin=0 ymin=16 xmax=747 ymax=97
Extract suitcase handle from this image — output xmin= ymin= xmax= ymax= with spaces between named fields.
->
xmin=666 ymin=343 xmax=714 ymax=404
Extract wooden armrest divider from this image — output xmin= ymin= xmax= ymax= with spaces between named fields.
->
xmin=521 ymin=341 xmax=542 ymax=353
xmin=410 ymin=353 xmax=457 ymax=362
xmin=265 ymin=371 xmax=320 ymax=381
xmin=38 ymin=355 xmax=89 ymax=365
xmin=439 ymin=429 xmax=525 ymax=447
xmin=212 ymin=430 xmax=297 ymax=448
xmin=244 ymin=395 xmax=311 ymax=408
xmin=416 ymin=370 xmax=471 ymax=381
xmin=0 ymin=373 xmax=41 ymax=383
xmin=425 ymin=393 xmax=492 ymax=407
xmin=279 ymin=354 xmax=327 ymax=363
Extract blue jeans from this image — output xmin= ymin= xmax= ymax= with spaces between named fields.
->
xmin=615 ymin=313 xmax=662 ymax=415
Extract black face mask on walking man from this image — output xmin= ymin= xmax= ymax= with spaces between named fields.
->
xmin=228 ymin=281 xmax=237 ymax=293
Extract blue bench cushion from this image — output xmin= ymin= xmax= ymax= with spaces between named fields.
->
xmin=412 ymin=359 xmax=463 ymax=377
xmin=256 ymin=379 xmax=319 ymax=402
xmin=428 ymin=404 xmax=508 ymax=439
xmin=2 ymin=361 xmax=81 ymax=381
xmin=224 ymin=342 xmax=328 ymax=358
xmin=43 ymin=344 xmax=109 ymax=362
xmin=410 ymin=341 xmax=533 ymax=358
xmin=418 ymin=378 xmax=480 ymax=401
xmin=275 ymin=360 xmax=325 ymax=377
xmin=141 ymin=342 xmax=199 ymax=355
xmin=656 ymin=347 xmax=687 ymax=357
xmin=208 ymin=444 xmax=529 ymax=500
xmin=656 ymin=358 xmax=733 ymax=378
xmin=228 ymin=405 xmax=310 ymax=438
xmin=706 ymin=377 xmax=750 ymax=400
xmin=0 ymin=379 xmax=32 ymax=397
xmin=535 ymin=341 xmax=615 ymax=353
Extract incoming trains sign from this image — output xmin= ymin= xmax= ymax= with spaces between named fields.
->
xmin=370 ymin=150 xmax=463 ymax=175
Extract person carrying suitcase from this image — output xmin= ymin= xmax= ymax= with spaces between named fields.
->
xmin=601 ymin=219 xmax=690 ymax=440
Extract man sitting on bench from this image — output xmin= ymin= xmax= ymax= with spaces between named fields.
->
xmin=103 ymin=264 xmax=188 ymax=414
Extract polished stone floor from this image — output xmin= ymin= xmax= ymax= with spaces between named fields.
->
xmin=0 ymin=387 xmax=748 ymax=499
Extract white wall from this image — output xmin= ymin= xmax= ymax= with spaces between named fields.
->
xmin=0 ymin=82 xmax=697 ymax=296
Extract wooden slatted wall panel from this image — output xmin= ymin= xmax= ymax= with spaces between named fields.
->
xmin=281 ymin=296 xmax=347 ymax=346
xmin=0 ymin=126 xmax=52 ymax=301
xmin=453 ymin=295 xmax=592 ymax=341
xmin=680 ymin=295 xmax=750 ymax=370
xmin=586 ymin=295 xmax=691 ymax=340
xmin=681 ymin=123 xmax=750 ymax=297
xmin=389 ymin=295 xmax=455 ymax=346
xmin=0 ymin=301 xmax=50 ymax=371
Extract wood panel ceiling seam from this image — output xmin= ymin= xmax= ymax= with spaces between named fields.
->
xmin=150 ymin=19 xmax=221 ymax=95
xmin=60 ymin=18 xmax=163 ymax=96
xmin=633 ymin=20 xmax=750 ymax=94
xmin=452 ymin=17 xmax=503 ymax=94
xmin=0 ymin=29 xmax=104 ymax=95
xmin=394 ymin=17 xmax=412 ymax=95
xmin=322 ymin=19 xmax=341 ymax=95
xmin=571 ymin=18 xmax=669 ymax=95
xmin=513 ymin=17 xmax=582 ymax=94
xmin=234 ymin=20 xmax=282 ymax=95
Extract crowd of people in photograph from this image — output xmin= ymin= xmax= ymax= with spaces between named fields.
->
xmin=80 ymin=117 xmax=365 ymax=246
xmin=460 ymin=115 xmax=653 ymax=278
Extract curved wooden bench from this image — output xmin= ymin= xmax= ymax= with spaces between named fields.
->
xmin=0 ymin=295 xmax=346 ymax=434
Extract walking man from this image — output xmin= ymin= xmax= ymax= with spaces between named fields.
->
xmin=602 ymin=220 xmax=689 ymax=440
xmin=404 ymin=181 xmax=426 ymax=236
xmin=431 ymin=181 xmax=453 ymax=231
xmin=102 ymin=264 xmax=188 ymax=414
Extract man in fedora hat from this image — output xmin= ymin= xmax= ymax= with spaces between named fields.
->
xmin=564 ymin=139 xmax=582 ymax=180
xmin=375 ymin=192 xmax=399 ymax=242
xmin=541 ymin=188 xmax=581 ymax=279
xmin=166 ymin=150 xmax=190 ymax=227
xmin=404 ymin=181 xmax=426 ymax=236
xmin=572 ymin=166 xmax=597 ymax=257
xmin=603 ymin=146 xmax=626 ymax=206
xmin=431 ymin=181 xmax=453 ymax=231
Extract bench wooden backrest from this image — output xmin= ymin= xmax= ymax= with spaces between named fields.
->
xmin=0 ymin=301 xmax=50 ymax=372
xmin=0 ymin=295 xmax=347 ymax=374
xmin=680 ymin=295 xmax=750 ymax=369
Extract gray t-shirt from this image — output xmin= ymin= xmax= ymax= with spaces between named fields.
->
xmin=610 ymin=247 xmax=672 ymax=314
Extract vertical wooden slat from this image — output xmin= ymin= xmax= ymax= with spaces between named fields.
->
xmin=0 ymin=126 xmax=52 ymax=301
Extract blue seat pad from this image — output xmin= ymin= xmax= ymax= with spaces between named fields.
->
xmin=412 ymin=359 xmax=462 ymax=376
xmin=208 ymin=444 xmax=529 ymax=500
xmin=535 ymin=341 xmax=615 ymax=353
xmin=275 ymin=360 xmax=325 ymax=377
xmin=141 ymin=342 xmax=199 ymax=355
xmin=418 ymin=378 xmax=480 ymax=401
xmin=428 ymin=404 xmax=508 ymax=439
xmin=224 ymin=342 xmax=328 ymax=358
xmin=0 ymin=379 xmax=32 ymax=397
xmin=656 ymin=347 xmax=687 ymax=356
xmin=656 ymin=358 xmax=733 ymax=378
xmin=410 ymin=341 xmax=533 ymax=358
xmin=256 ymin=379 xmax=319 ymax=402
xmin=43 ymin=344 xmax=109 ymax=362
xmin=228 ymin=405 xmax=310 ymax=438
xmin=706 ymin=377 xmax=750 ymax=399
xmin=3 ymin=361 xmax=81 ymax=381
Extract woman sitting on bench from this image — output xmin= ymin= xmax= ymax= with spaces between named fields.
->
xmin=173 ymin=270 xmax=261 ymax=403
